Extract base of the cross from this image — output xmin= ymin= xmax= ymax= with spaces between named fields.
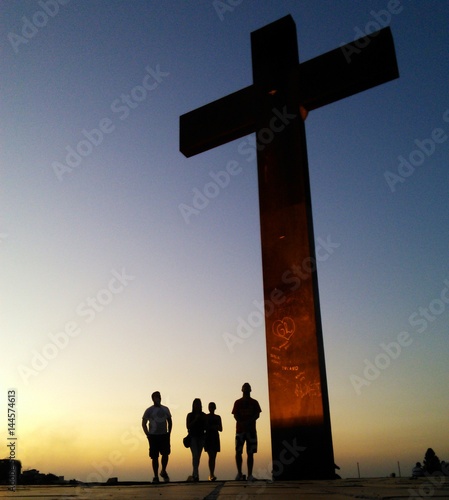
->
xmin=270 ymin=425 xmax=336 ymax=480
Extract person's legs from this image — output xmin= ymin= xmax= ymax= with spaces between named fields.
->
xmin=247 ymin=452 xmax=254 ymax=477
xmin=160 ymin=463 xmax=169 ymax=482
xmin=247 ymin=432 xmax=258 ymax=480
xmin=152 ymin=457 xmax=159 ymax=477
xmin=191 ymin=437 xmax=201 ymax=479
xmin=209 ymin=451 xmax=216 ymax=476
xmin=235 ymin=451 xmax=242 ymax=474
xmin=235 ymin=433 xmax=245 ymax=479
xmin=148 ymin=435 xmax=160 ymax=482
xmin=197 ymin=444 xmax=203 ymax=477
xmin=161 ymin=455 xmax=168 ymax=474
xmin=160 ymin=434 xmax=170 ymax=481
xmin=208 ymin=451 xmax=217 ymax=479
xmin=159 ymin=434 xmax=170 ymax=483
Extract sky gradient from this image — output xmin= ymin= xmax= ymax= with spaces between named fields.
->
xmin=1 ymin=0 xmax=449 ymax=482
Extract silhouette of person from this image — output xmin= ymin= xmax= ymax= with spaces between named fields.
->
xmin=232 ymin=382 xmax=261 ymax=481
xmin=186 ymin=398 xmax=207 ymax=481
xmin=141 ymin=391 xmax=172 ymax=483
xmin=423 ymin=448 xmax=441 ymax=474
xmin=411 ymin=462 xmax=424 ymax=478
xmin=205 ymin=402 xmax=222 ymax=481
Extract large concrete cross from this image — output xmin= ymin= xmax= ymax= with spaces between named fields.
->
xmin=179 ymin=15 xmax=398 ymax=480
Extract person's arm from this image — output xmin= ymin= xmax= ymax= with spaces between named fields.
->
xmin=201 ymin=412 xmax=208 ymax=431
xmin=209 ymin=415 xmax=222 ymax=432
xmin=167 ymin=415 xmax=173 ymax=433
xmin=252 ymin=401 xmax=261 ymax=423
xmin=142 ymin=417 xmax=149 ymax=437
xmin=232 ymin=401 xmax=240 ymax=422
xmin=188 ymin=412 xmax=201 ymax=429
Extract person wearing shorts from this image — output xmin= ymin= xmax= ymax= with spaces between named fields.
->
xmin=142 ymin=391 xmax=172 ymax=483
xmin=232 ymin=383 xmax=261 ymax=481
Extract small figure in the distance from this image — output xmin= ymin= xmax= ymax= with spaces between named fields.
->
xmin=411 ymin=462 xmax=424 ymax=479
xmin=205 ymin=402 xmax=222 ymax=481
xmin=423 ymin=448 xmax=441 ymax=475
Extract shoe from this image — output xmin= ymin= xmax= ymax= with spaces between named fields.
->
xmin=187 ymin=475 xmax=194 ymax=482
xmin=193 ymin=475 xmax=199 ymax=482
xmin=208 ymin=475 xmax=217 ymax=481
xmin=160 ymin=470 xmax=169 ymax=482
xmin=235 ymin=473 xmax=243 ymax=480
xmin=152 ymin=477 xmax=160 ymax=484
xmin=247 ymin=474 xmax=256 ymax=482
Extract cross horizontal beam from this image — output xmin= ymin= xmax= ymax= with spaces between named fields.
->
xmin=179 ymin=27 xmax=398 ymax=158
xmin=300 ymin=27 xmax=399 ymax=111
xmin=180 ymin=84 xmax=255 ymax=158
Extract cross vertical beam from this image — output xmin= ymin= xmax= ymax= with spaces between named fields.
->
xmin=179 ymin=15 xmax=398 ymax=480
xmin=251 ymin=15 xmax=334 ymax=480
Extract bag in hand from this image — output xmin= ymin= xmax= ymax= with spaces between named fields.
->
xmin=183 ymin=434 xmax=191 ymax=448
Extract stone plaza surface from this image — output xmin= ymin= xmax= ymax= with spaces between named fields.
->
xmin=1 ymin=477 xmax=449 ymax=499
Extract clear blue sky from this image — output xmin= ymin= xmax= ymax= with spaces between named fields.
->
xmin=1 ymin=0 xmax=448 ymax=482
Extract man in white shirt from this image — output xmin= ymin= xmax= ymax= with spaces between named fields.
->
xmin=142 ymin=391 xmax=172 ymax=483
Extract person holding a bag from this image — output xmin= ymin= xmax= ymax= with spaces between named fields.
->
xmin=186 ymin=398 xmax=207 ymax=481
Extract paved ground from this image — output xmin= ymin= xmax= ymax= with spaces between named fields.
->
xmin=1 ymin=477 xmax=448 ymax=499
